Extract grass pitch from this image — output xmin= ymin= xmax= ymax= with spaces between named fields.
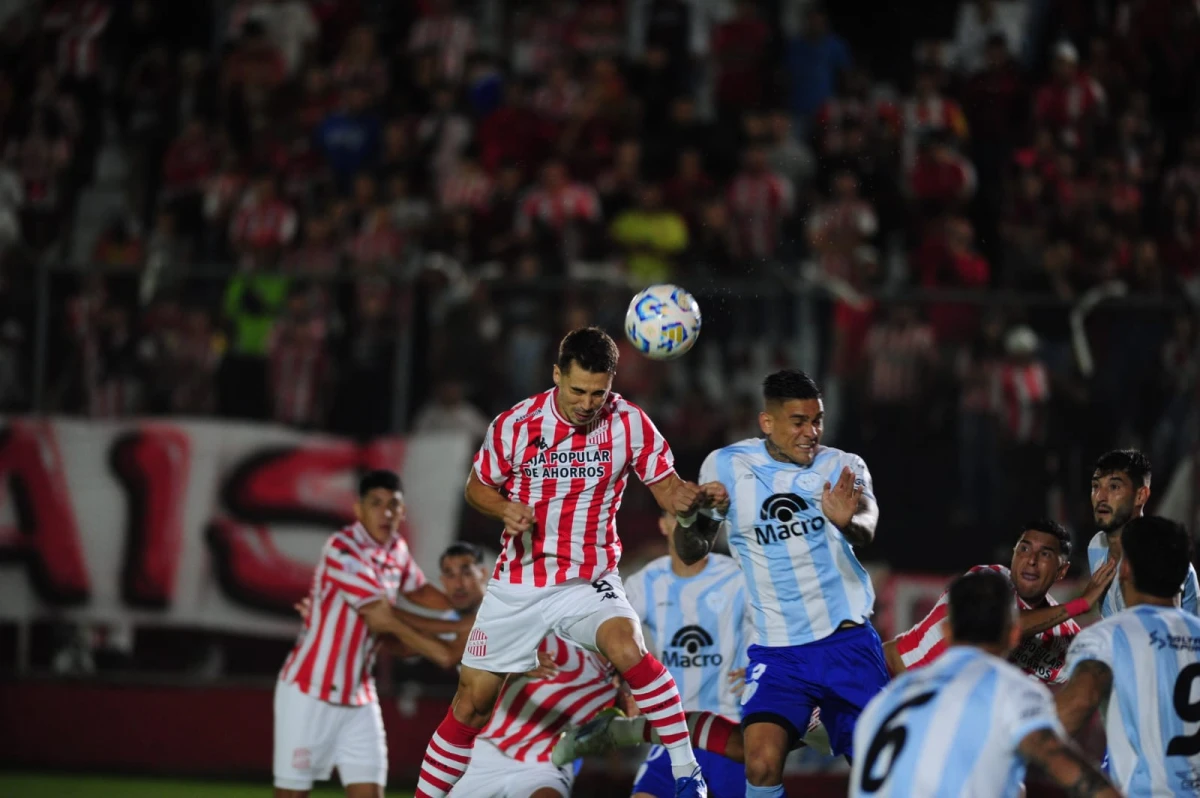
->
xmin=0 ymin=773 xmax=416 ymax=797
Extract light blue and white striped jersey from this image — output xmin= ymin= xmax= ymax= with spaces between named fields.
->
xmin=1087 ymin=531 xmax=1200 ymax=617
xmin=624 ymin=554 xmax=750 ymax=720
xmin=850 ymin=647 xmax=1063 ymax=798
xmin=699 ymin=440 xmax=876 ymax=647
xmin=1065 ymin=604 xmax=1200 ymax=796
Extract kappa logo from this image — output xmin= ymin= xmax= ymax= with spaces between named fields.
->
xmin=531 ymin=436 xmax=549 ymax=451
xmin=665 ymin=625 xmax=722 ymax=668
xmin=754 ymin=492 xmax=825 ymax=545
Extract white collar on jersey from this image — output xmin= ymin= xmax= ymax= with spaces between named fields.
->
xmin=352 ymin=521 xmax=400 ymax=552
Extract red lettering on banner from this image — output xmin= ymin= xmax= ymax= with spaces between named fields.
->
xmin=0 ymin=421 xmax=90 ymax=603
xmin=110 ymin=427 xmax=191 ymax=607
xmin=209 ymin=438 xmax=410 ymax=613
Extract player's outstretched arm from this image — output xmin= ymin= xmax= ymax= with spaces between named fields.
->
xmin=1055 ymin=660 xmax=1113 ymax=737
xmin=1020 ymin=558 xmax=1115 ymax=637
xmin=662 ymin=480 xmax=728 ymax=565
xmin=1018 ymin=728 xmax=1120 ymax=798
xmin=403 ymin=583 xmax=454 ymax=611
xmin=822 ymin=466 xmax=877 ymax=546
xmin=391 ymin=606 xmax=474 ymax=636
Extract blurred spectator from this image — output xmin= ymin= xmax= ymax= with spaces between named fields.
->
xmin=955 ymin=311 xmax=1005 ymax=527
xmin=408 ymin=0 xmax=476 ymax=84
xmin=268 ymin=287 xmax=331 ymax=428
xmin=908 ymin=133 xmax=977 ymax=216
xmin=229 ymin=174 xmax=297 ymax=268
xmin=951 ymin=0 xmax=1027 ymax=75
xmin=785 ymin=6 xmax=851 ymax=124
xmin=915 ymin=216 xmax=991 ymax=345
xmin=764 ymin=110 xmax=815 ymax=194
xmin=218 ymin=264 xmax=289 ymax=420
xmin=417 ymin=84 xmax=472 ymax=183
xmin=610 ymin=182 xmax=688 ymax=285
xmin=315 ymin=84 xmax=381 ymax=192
xmin=1033 ymin=41 xmax=1105 ymax=150
xmin=993 ymin=324 xmax=1052 ymax=534
xmin=901 ymin=66 xmax=969 ymax=168
xmin=727 ymin=144 xmax=793 ymax=260
xmin=663 ymin=148 xmax=715 ymax=233
xmin=516 ymin=159 xmax=603 ymax=272
xmin=476 ymin=79 xmax=553 ymax=175
xmin=711 ymin=0 xmax=771 ymax=124
xmin=413 ymin=378 xmax=488 ymax=439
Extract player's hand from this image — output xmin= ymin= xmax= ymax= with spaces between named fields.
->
xmin=671 ymin=480 xmax=705 ymax=516
xmin=502 ymin=501 xmax=536 ymax=533
xmin=294 ymin=596 xmax=312 ymax=621
xmin=699 ymin=481 xmax=730 ymax=515
xmin=522 ymin=650 xmax=559 ymax=680
xmin=728 ymin=667 xmax=746 ymax=696
xmin=821 ymin=466 xmax=863 ymax=530
xmin=1082 ymin=556 xmax=1118 ymax=609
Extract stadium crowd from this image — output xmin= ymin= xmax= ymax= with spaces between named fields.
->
xmin=0 ymin=0 xmax=1195 ymax=568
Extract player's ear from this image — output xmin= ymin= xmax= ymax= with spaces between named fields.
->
xmin=552 ymin=364 xmax=562 ymax=387
xmin=758 ymin=410 xmax=772 ymax=435
xmin=1135 ymin=483 xmax=1150 ymax=509
xmin=1056 ymin=559 xmax=1069 ymax=581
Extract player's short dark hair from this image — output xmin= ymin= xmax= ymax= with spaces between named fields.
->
xmin=1022 ymin=518 xmax=1072 ymax=559
xmin=1121 ymin=516 xmax=1193 ymax=599
xmin=359 ymin=469 xmax=401 ymax=497
xmin=947 ymin=570 xmax=1016 ymax=645
xmin=439 ymin=541 xmax=484 ymax=568
xmin=762 ymin=369 xmax=822 ymax=404
xmin=558 ymin=327 xmax=619 ymax=374
xmin=1094 ymin=449 xmax=1152 ymax=487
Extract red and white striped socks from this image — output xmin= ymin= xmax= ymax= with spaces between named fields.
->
xmin=621 ymin=653 xmax=699 ymax=780
xmin=614 ymin=709 xmax=737 ymax=756
xmin=414 ymin=709 xmax=480 ymax=798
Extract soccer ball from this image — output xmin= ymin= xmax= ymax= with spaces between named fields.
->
xmin=624 ymin=284 xmax=702 ymax=360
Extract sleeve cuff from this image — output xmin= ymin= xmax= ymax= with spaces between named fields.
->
xmin=643 ymin=467 xmax=677 ymax=487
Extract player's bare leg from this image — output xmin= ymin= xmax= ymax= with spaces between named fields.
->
xmin=274 ymin=789 xmax=308 ymax=798
xmin=413 ymin=666 xmax=508 ymax=798
xmin=743 ymin=721 xmax=790 ymax=790
xmin=529 ymin=789 xmax=567 ymax=798
xmin=343 ymin=783 xmax=383 ymax=798
xmin=594 ymin=616 xmax=703 ymax=788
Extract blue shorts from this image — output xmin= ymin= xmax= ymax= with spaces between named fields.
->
xmin=740 ymin=622 xmax=889 ymax=759
xmin=632 ymin=745 xmax=744 ymax=798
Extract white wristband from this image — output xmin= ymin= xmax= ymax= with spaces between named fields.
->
xmin=677 ymin=513 xmax=697 ymax=528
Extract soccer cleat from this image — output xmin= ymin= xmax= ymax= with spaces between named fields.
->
xmin=551 ymin=706 xmax=624 ymax=766
xmin=674 ymin=766 xmax=708 ymax=797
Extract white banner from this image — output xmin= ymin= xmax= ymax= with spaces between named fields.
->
xmin=0 ymin=418 xmax=474 ymax=637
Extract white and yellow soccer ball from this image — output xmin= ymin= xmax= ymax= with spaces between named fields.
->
xmin=624 ymin=284 xmax=702 ymax=360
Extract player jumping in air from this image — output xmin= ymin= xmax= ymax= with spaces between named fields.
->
xmin=886 ymin=519 xmax=1116 ymax=685
xmin=414 ymin=327 xmax=718 ymax=798
xmin=850 ymin=570 xmax=1119 ymax=797
xmin=1087 ymin=449 xmax=1199 ymax=616
xmin=672 ymin=369 xmax=889 ymax=798
xmin=274 ymin=470 xmax=458 ymax=798
xmin=1057 ymin=515 xmax=1200 ymax=796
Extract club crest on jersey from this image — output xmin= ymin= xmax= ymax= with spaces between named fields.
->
xmin=664 ymin=625 xmax=722 ymax=668
xmin=755 ymin=492 xmax=825 ymax=545
xmin=584 ymin=418 xmax=610 ymax=446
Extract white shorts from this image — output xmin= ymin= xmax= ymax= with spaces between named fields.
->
xmin=461 ymin=571 xmax=640 ymax=674
xmin=272 ymin=680 xmax=387 ymax=790
xmin=452 ymin=739 xmax=574 ymax=797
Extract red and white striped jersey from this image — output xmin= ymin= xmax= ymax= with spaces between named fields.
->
xmin=515 ymin=184 xmax=602 ymax=234
xmin=893 ymin=564 xmax=1081 ymax=685
xmin=279 ymin=523 xmax=426 ymax=706
xmin=475 ymin=389 xmax=675 ymax=586
xmin=991 ymin=361 xmax=1050 ymax=443
xmin=727 ymin=170 xmax=793 ymax=259
xmin=479 ymin=635 xmax=617 ymax=762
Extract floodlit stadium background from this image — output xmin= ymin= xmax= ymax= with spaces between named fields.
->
xmin=1 ymin=0 xmax=1197 ymax=794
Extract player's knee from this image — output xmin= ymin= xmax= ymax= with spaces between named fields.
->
xmin=342 ymin=783 xmax=383 ymax=798
xmin=452 ymin=669 xmax=504 ymax=727
xmin=744 ymin=747 xmax=785 ymax=786
xmin=595 ymin=617 xmax=647 ymax=671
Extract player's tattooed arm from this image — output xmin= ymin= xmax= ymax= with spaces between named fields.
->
xmin=1055 ymin=660 xmax=1113 ymax=737
xmin=1018 ymin=728 xmax=1119 ymax=798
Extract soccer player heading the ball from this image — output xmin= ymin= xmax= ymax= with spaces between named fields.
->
xmin=673 ymin=369 xmax=889 ymax=798
xmin=413 ymin=327 xmax=722 ymax=798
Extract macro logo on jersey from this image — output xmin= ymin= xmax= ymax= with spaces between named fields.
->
xmin=664 ymin=625 xmax=723 ymax=668
xmin=1149 ymin=630 xmax=1200 ymax=652
xmin=754 ymin=493 xmax=825 ymax=545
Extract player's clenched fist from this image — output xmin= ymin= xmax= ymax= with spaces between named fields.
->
xmin=699 ymin=481 xmax=730 ymax=514
xmin=502 ymin=501 xmax=536 ymax=533
xmin=669 ymin=480 xmax=704 ymax=515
